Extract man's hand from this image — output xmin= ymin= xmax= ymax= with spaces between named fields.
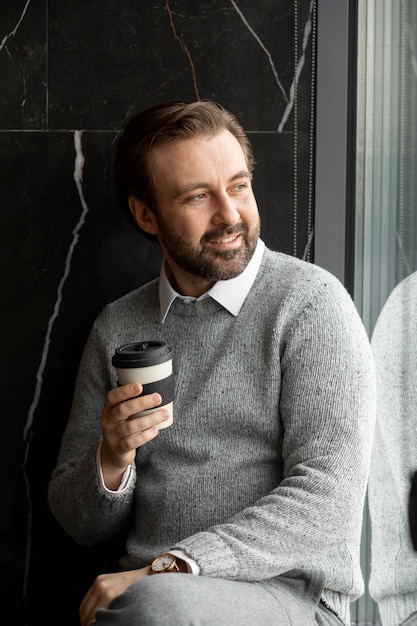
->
xmin=100 ymin=383 xmax=170 ymax=489
xmin=79 ymin=567 xmax=150 ymax=626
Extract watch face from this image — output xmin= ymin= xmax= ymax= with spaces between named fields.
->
xmin=152 ymin=554 xmax=175 ymax=572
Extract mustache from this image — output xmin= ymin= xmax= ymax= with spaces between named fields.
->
xmin=201 ymin=223 xmax=248 ymax=244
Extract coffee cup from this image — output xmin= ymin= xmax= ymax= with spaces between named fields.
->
xmin=112 ymin=340 xmax=174 ymax=428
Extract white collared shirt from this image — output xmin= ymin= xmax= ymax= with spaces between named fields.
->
xmin=159 ymin=238 xmax=265 ymax=323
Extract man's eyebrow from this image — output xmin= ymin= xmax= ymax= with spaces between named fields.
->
xmin=174 ymin=170 xmax=252 ymax=199
xmin=230 ymin=170 xmax=252 ymax=182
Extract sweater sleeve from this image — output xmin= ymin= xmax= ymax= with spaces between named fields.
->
xmin=174 ymin=278 xmax=376 ymax=590
xmin=47 ymin=316 xmax=136 ymax=546
xmin=368 ymin=274 xmax=417 ymax=626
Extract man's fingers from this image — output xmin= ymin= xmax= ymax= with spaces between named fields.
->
xmin=106 ymin=382 xmax=143 ymax=407
xmin=105 ymin=387 xmax=163 ymax=423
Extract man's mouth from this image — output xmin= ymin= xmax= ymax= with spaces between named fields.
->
xmin=208 ymin=233 xmax=243 ymax=251
xmin=211 ymin=234 xmax=241 ymax=244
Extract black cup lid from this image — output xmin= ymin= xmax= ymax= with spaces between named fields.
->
xmin=112 ymin=340 xmax=172 ymax=368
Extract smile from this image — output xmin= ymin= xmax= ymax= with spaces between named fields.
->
xmin=212 ymin=234 xmax=241 ymax=244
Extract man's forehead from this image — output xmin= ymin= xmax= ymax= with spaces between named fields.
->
xmin=150 ymin=129 xmax=247 ymax=174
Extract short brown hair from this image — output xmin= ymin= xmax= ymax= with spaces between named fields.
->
xmin=114 ymin=100 xmax=255 ymax=238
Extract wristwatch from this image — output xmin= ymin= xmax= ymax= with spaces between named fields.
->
xmin=149 ymin=553 xmax=187 ymax=574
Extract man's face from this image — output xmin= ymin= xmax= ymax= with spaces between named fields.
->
xmin=147 ymin=129 xmax=261 ymax=296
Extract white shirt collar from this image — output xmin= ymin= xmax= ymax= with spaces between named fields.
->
xmin=159 ymin=239 xmax=265 ymax=323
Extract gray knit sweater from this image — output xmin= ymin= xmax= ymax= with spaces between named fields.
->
xmin=368 ymin=271 xmax=417 ymax=625
xmin=48 ymin=247 xmax=376 ymax=625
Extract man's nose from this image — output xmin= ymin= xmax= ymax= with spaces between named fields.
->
xmin=212 ymin=192 xmax=240 ymax=225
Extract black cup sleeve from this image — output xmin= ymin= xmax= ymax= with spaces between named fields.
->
xmin=118 ymin=374 xmax=175 ymax=408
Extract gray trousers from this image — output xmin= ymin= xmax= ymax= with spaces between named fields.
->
xmin=93 ymin=572 xmax=344 ymax=626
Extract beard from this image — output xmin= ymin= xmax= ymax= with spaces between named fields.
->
xmin=155 ymin=216 xmax=261 ymax=282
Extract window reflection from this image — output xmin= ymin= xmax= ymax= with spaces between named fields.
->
xmin=353 ymin=2 xmax=417 ymax=624
xmin=368 ymin=272 xmax=417 ymax=625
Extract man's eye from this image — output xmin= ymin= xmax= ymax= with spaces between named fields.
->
xmin=188 ymin=193 xmax=206 ymax=202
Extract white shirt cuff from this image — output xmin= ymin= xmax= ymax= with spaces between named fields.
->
xmin=96 ymin=440 xmax=134 ymax=493
xmin=168 ymin=549 xmax=201 ymax=575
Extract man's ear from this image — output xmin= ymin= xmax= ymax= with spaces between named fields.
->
xmin=128 ymin=196 xmax=158 ymax=236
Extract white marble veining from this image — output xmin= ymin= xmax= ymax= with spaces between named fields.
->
xmin=23 ymin=131 xmax=89 ymax=444
xmin=0 ymin=0 xmax=31 ymax=55
xmin=229 ymin=0 xmax=288 ymax=104
xmin=278 ymin=0 xmax=315 ymax=132
xmin=21 ymin=130 xmax=90 ymax=600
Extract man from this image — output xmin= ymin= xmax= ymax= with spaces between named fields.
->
xmin=48 ymin=100 xmax=376 ymax=626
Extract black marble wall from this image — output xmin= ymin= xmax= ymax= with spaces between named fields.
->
xmin=0 ymin=1 xmax=317 ymax=624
